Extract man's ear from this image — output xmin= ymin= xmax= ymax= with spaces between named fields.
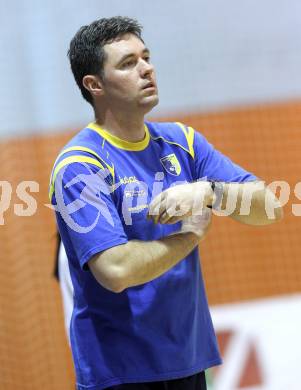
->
xmin=82 ymin=75 xmax=104 ymax=97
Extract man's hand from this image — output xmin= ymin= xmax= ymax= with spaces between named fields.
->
xmin=89 ymin=184 xmax=214 ymax=292
xmin=147 ymin=181 xmax=213 ymax=224
xmin=147 ymin=180 xmax=283 ymax=226
xmin=180 ymin=208 xmax=212 ymax=241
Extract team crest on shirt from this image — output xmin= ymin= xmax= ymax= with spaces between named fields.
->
xmin=160 ymin=154 xmax=181 ymax=176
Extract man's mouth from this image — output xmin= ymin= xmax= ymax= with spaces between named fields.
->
xmin=142 ymin=81 xmax=156 ymax=90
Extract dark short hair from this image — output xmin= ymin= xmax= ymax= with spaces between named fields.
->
xmin=68 ymin=16 xmax=143 ymax=106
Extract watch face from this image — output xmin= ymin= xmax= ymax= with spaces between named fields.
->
xmin=212 ymin=182 xmax=224 ymax=209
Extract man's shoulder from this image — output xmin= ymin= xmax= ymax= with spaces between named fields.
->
xmin=59 ymin=124 xmax=104 ymax=156
xmin=49 ymin=124 xmax=114 ymax=202
xmin=147 ymin=121 xmax=195 ymax=158
xmin=147 ymin=120 xmax=183 ymax=135
xmin=52 ymin=123 xmax=111 ymax=169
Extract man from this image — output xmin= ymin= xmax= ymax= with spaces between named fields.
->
xmin=49 ymin=17 xmax=282 ymax=390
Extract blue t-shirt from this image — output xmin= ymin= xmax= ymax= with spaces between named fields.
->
xmin=50 ymin=121 xmax=257 ymax=390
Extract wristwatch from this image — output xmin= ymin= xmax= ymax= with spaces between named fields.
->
xmin=207 ymin=181 xmax=224 ymax=209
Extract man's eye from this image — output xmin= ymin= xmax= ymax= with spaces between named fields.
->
xmin=122 ymin=59 xmax=135 ymax=68
xmin=144 ymin=56 xmax=150 ymax=63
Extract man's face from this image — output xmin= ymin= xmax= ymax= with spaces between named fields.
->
xmin=101 ymin=33 xmax=159 ymax=113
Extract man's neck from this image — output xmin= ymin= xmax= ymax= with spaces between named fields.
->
xmin=95 ymin=110 xmax=146 ymax=143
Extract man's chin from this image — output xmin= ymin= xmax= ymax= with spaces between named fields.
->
xmin=139 ymin=95 xmax=159 ymax=112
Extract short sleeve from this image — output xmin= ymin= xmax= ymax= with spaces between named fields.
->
xmin=52 ymin=162 xmax=128 ymax=269
xmin=193 ymin=130 xmax=258 ymax=182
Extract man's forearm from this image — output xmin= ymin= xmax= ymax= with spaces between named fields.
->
xmin=148 ymin=180 xmax=282 ymax=226
xmin=89 ymin=232 xmax=199 ymax=292
xmin=215 ymin=181 xmax=283 ymax=225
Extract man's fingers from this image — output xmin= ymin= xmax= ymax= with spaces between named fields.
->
xmin=148 ymin=193 xmax=166 ymax=218
xmin=158 ymin=207 xmax=191 ymax=224
xmin=158 ymin=209 xmax=180 ymax=224
xmin=164 ymin=216 xmax=182 ymax=224
xmin=158 ymin=210 xmax=169 ymax=224
xmin=152 ymin=200 xmax=167 ymax=224
xmin=180 ymin=209 xmax=213 ymax=239
xmin=154 ymin=207 xmax=165 ymax=224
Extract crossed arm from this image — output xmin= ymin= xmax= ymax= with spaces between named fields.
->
xmin=147 ymin=180 xmax=283 ymax=226
xmin=88 ymin=181 xmax=283 ymax=293
xmin=89 ymin=230 xmax=199 ymax=293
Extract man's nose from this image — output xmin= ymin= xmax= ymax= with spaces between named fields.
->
xmin=139 ymin=59 xmax=154 ymax=77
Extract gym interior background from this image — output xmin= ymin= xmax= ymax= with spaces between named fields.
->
xmin=1 ymin=1 xmax=300 ymax=389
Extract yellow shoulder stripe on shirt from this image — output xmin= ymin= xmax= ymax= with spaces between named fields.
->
xmin=175 ymin=122 xmax=195 ymax=159
xmin=50 ymin=146 xmax=115 ymax=183
xmin=149 ymin=135 xmax=190 ymax=156
xmin=150 ymin=123 xmax=195 ymax=159
xmin=49 ymin=145 xmax=115 ymax=200
xmin=49 ymin=155 xmax=105 ymax=200
xmin=50 ymin=146 xmax=104 ymax=182
xmin=51 ymin=146 xmax=114 ymax=177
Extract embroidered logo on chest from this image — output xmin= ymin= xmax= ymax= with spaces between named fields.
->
xmin=160 ymin=153 xmax=181 ymax=176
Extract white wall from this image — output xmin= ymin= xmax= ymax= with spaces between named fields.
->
xmin=1 ymin=0 xmax=301 ymax=138
xmin=210 ymin=295 xmax=301 ymax=390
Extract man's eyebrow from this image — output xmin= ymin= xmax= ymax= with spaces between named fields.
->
xmin=117 ymin=48 xmax=150 ymax=66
